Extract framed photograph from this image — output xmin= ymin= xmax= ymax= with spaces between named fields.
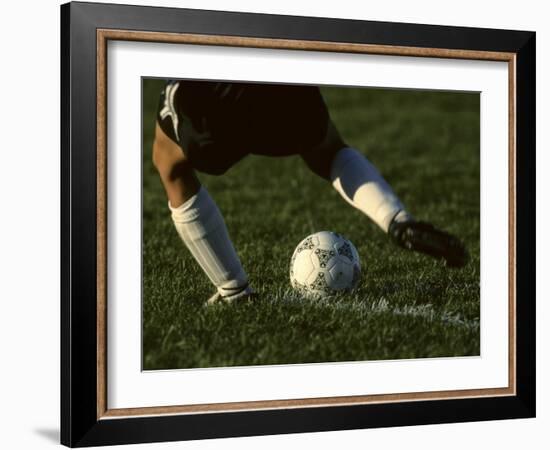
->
xmin=61 ymin=1 xmax=535 ymax=447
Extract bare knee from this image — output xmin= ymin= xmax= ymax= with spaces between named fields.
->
xmin=153 ymin=139 xmax=189 ymax=180
xmin=153 ymin=123 xmax=200 ymax=204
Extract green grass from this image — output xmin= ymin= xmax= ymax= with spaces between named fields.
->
xmin=142 ymin=79 xmax=480 ymax=370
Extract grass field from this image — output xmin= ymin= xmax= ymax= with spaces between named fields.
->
xmin=142 ymin=79 xmax=480 ymax=370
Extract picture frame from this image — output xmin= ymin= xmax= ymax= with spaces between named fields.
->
xmin=60 ymin=1 xmax=535 ymax=447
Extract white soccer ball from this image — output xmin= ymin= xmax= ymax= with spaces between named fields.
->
xmin=289 ymin=231 xmax=361 ymax=298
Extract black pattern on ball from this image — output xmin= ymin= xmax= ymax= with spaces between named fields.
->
xmin=292 ymin=280 xmax=309 ymax=297
xmin=309 ymin=272 xmax=331 ymax=294
xmin=296 ymin=236 xmax=315 ymax=253
xmin=338 ymin=242 xmax=354 ymax=261
xmin=289 ymin=253 xmax=296 ymax=278
xmin=315 ymin=248 xmax=335 ymax=268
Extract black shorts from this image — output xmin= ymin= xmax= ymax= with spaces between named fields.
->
xmin=156 ymin=80 xmax=330 ymax=175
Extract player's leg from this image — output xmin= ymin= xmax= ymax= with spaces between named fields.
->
xmin=152 ymin=123 xmax=253 ymax=303
xmin=301 ymin=120 xmax=468 ymax=268
xmin=153 ymin=123 xmax=201 ymax=206
xmin=301 ymin=121 xmax=412 ymax=232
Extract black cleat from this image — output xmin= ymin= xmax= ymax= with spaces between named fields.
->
xmin=389 ymin=220 xmax=468 ymax=268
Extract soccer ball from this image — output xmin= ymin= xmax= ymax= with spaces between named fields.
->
xmin=289 ymin=231 xmax=361 ymax=298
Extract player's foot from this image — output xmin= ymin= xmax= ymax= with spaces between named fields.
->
xmin=388 ymin=219 xmax=468 ymax=268
xmin=206 ymin=284 xmax=256 ymax=305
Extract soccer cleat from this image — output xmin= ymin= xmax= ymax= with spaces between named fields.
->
xmin=389 ymin=220 xmax=468 ymax=268
xmin=206 ymin=284 xmax=256 ymax=305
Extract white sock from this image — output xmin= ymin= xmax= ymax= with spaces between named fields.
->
xmin=169 ymin=187 xmax=249 ymax=297
xmin=330 ymin=147 xmax=412 ymax=232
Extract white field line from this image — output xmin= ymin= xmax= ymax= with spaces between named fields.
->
xmin=275 ymin=293 xmax=480 ymax=331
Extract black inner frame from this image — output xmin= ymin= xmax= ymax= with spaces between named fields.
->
xmin=61 ymin=2 xmax=535 ymax=447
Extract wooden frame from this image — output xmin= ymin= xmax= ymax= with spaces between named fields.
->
xmin=61 ymin=1 xmax=535 ymax=447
